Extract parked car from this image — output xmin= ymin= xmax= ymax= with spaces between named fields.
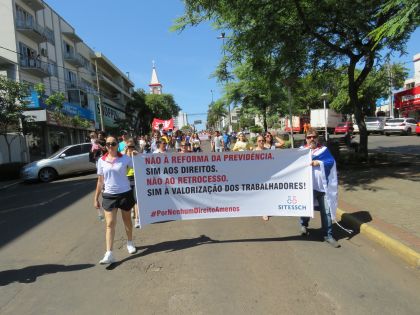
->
xmin=334 ymin=122 xmax=353 ymax=134
xmin=21 ymin=143 xmax=96 ymax=182
xmin=416 ymin=122 xmax=420 ymax=136
xmin=384 ymin=118 xmax=418 ymax=136
xmin=365 ymin=116 xmax=386 ymax=134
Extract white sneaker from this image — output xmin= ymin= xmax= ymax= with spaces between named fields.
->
xmin=134 ymin=222 xmax=140 ymax=228
xmin=127 ymin=241 xmax=136 ymax=254
xmin=99 ymin=251 xmax=115 ymax=264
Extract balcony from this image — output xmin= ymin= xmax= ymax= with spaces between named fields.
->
xmin=62 ymin=32 xmax=83 ymax=43
xmin=98 ymin=74 xmax=133 ymax=99
xmin=21 ymin=0 xmax=45 ymax=11
xmin=20 ymin=58 xmax=50 ymax=77
xmin=63 ymin=51 xmax=84 ymax=68
xmin=16 ymin=19 xmax=46 ymax=43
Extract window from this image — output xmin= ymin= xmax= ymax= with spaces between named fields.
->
xmin=64 ymin=145 xmax=81 ymax=157
xmin=65 ymin=70 xmax=77 ymax=83
xmin=18 ymin=42 xmax=36 ymax=67
xmin=63 ymin=41 xmax=74 ymax=57
xmin=81 ymin=144 xmax=91 ymax=154
xmin=15 ymin=5 xmax=33 ymax=27
xmin=45 ymin=27 xmax=55 ymax=45
xmin=48 ymin=61 xmax=58 ymax=77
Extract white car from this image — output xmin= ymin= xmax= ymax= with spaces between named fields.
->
xmin=384 ymin=118 xmax=418 ymax=136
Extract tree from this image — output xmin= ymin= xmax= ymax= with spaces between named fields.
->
xmin=117 ymin=90 xmax=181 ymax=135
xmin=174 ymin=0 xmax=416 ymax=157
xmin=207 ymin=99 xmax=227 ymax=130
xmin=0 ymin=76 xmax=30 ymax=163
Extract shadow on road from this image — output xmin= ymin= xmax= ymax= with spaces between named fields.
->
xmin=0 ymin=177 xmax=96 ymax=248
xmin=106 ymin=219 xmax=361 ymax=270
xmin=0 ymin=263 xmax=94 ymax=286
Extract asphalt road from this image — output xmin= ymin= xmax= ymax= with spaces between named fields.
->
xmin=1 ymin=173 xmax=419 ymax=314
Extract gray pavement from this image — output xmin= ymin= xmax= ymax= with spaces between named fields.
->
xmin=0 ymin=143 xmax=420 ymax=314
xmin=1 ymin=163 xmax=420 ymax=314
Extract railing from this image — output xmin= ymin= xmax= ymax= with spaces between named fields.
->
xmin=20 ymin=58 xmax=50 ymax=74
xmin=16 ymin=18 xmax=46 ymax=38
xmin=63 ymin=51 xmax=85 ymax=66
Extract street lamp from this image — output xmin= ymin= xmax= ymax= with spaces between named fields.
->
xmin=217 ymin=32 xmax=232 ymax=132
xmin=321 ymin=93 xmax=328 ymax=141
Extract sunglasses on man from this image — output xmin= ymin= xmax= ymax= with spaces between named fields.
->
xmin=306 ymin=135 xmax=318 ymax=139
xmin=106 ymin=142 xmax=117 ymax=147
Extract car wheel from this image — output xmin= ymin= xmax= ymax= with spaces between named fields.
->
xmin=407 ymin=128 xmax=412 ymax=135
xmin=385 ymin=133 xmax=390 ymax=136
xmin=38 ymin=167 xmax=57 ymax=183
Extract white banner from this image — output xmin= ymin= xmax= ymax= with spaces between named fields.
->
xmin=133 ymin=149 xmax=313 ymax=227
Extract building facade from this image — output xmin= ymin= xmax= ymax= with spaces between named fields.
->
xmin=0 ymin=0 xmax=133 ymax=161
xmin=394 ymin=53 xmax=420 ymax=120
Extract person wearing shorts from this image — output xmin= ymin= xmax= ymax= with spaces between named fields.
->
xmin=94 ymin=136 xmax=137 ymax=264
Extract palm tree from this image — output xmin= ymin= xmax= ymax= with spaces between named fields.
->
xmin=207 ymin=99 xmax=227 ymax=130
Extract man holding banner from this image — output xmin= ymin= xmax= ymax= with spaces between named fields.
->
xmin=299 ymin=128 xmax=340 ymax=248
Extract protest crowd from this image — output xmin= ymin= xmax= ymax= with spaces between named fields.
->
xmin=89 ymin=126 xmax=340 ymax=264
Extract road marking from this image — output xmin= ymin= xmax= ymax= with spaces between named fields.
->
xmin=0 ymin=192 xmax=71 ymax=214
xmin=0 ymin=181 xmax=20 ymax=190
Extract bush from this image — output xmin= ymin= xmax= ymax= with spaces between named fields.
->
xmin=0 ymin=162 xmax=25 ymax=180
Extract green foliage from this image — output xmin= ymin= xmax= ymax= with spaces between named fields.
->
xmin=249 ymin=125 xmax=263 ymax=134
xmin=207 ymin=99 xmax=227 ymax=129
xmin=0 ymin=76 xmax=30 ymax=162
xmin=116 ymin=90 xmax=181 ymax=135
xmin=175 ymin=0 xmax=416 ymax=156
xmin=370 ymin=0 xmax=419 ymax=47
xmin=181 ymin=125 xmax=193 ymax=133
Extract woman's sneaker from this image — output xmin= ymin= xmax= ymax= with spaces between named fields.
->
xmin=99 ymin=251 xmax=115 ymax=264
xmin=127 ymin=241 xmax=136 ymax=254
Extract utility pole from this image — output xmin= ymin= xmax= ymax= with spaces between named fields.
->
xmin=94 ymin=59 xmax=105 ymax=132
xmin=217 ymin=32 xmax=231 ymax=132
xmin=287 ymin=86 xmax=295 ymax=148
xmin=387 ymin=61 xmax=394 ymax=118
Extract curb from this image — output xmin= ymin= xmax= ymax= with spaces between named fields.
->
xmin=336 ymin=208 xmax=420 ymax=269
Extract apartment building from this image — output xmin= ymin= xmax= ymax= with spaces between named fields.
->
xmin=0 ymin=0 xmax=133 ymax=161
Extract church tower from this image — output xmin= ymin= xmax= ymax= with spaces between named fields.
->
xmin=149 ymin=61 xmax=163 ymax=94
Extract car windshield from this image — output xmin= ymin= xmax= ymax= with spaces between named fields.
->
xmin=387 ymin=119 xmax=404 ymax=123
xmin=337 ymin=123 xmax=346 ymax=127
xmin=365 ymin=117 xmax=381 ymax=122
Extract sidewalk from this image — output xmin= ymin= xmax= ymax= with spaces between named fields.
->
xmin=337 ymin=152 xmax=420 ymax=267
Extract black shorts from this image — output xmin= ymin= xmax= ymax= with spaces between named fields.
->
xmin=102 ymin=190 xmax=135 ymax=211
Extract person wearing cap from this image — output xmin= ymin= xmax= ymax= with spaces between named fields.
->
xmin=118 ymin=131 xmax=129 ymax=152
xmin=232 ymin=132 xmax=252 ymax=151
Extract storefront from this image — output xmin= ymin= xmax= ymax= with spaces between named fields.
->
xmin=394 ymin=86 xmax=420 ymax=120
xmin=23 ymin=92 xmax=95 ymax=160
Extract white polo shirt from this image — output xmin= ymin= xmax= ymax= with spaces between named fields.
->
xmin=97 ymin=153 xmax=133 ymax=194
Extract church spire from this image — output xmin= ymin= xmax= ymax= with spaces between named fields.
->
xmin=149 ymin=60 xmax=162 ymax=94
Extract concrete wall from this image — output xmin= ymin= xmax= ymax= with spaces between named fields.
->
xmin=0 ymin=133 xmax=29 ymax=164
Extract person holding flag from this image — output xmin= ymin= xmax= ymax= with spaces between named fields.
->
xmin=299 ymin=128 xmax=340 ymax=248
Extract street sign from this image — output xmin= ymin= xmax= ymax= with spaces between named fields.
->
xmin=194 ymin=120 xmax=202 ymax=125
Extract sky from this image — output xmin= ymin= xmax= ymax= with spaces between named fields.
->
xmin=46 ymin=1 xmax=419 ymax=130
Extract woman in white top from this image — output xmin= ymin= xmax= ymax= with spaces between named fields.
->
xmin=191 ymin=133 xmax=201 ymax=152
xmin=232 ymin=132 xmax=253 ymax=151
xmin=94 ymin=136 xmax=136 ymax=264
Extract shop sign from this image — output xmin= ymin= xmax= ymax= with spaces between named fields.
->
xmin=96 ymin=103 xmax=125 ymax=127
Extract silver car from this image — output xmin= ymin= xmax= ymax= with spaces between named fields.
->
xmin=365 ymin=117 xmax=386 ymax=134
xmin=21 ymin=143 xmax=97 ymax=182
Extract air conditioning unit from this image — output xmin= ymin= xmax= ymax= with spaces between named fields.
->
xmin=41 ymin=48 xmax=48 ymax=57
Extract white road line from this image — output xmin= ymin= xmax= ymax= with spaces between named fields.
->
xmin=0 ymin=192 xmax=71 ymax=214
